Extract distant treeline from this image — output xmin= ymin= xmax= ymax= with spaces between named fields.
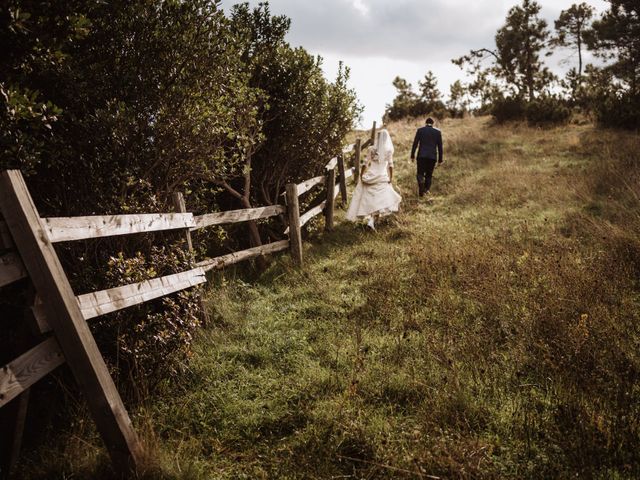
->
xmin=385 ymin=0 xmax=639 ymax=129
xmin=0 ymin=2 xmax=360 ymax=388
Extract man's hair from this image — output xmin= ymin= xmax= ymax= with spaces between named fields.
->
xmin=426 ymin=117 xmax=435 ymax=125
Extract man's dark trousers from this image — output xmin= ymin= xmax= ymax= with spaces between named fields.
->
xmin=417 ymin=157 xmax=437 ymax=195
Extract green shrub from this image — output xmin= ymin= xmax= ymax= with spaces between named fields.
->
xmin=492 ymin=96 xmax=571 ymax=125
xmin=594 ymin=94 xmax=640 ymax=130
xmin=526 ymin=96 xmax=572 ymax=125
xmin=491 ymin=96 xmax=527 ymax=123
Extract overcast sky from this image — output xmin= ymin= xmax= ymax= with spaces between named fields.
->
xmin=221 ymin=0 xmax=609 ymax=127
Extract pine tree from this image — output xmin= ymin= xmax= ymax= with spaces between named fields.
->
xmin=588 ymin=0 xmax=640 ymax=96
xmin=495 ymin=0 xmax=555 ymax=102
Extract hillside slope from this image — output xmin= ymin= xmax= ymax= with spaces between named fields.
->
xmin=23 ymin=117 xmax=640 ymax=479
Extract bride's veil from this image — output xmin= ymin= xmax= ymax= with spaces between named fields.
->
xmin=374 ymin=129 xmax=394 ymax=163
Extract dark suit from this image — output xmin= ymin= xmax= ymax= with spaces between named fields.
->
xmin=411 ymin=125 xmax=444 ymax=195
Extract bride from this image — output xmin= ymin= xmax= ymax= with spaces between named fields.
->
xmin=346 ymin=129 xmax=402 ymax=229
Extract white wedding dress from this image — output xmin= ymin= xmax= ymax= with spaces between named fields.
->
xmin=346 ymin=129 xmax=402 ymax=223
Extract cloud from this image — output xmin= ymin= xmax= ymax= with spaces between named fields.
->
xmin=224 ymin=0 xmax=608 ymax=63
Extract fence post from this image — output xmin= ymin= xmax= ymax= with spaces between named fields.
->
xmin=0 ymin=170 xmax=143 ymax=475
xmin=285 ymin=183 xmax=303 ymax=266
xmin=337 ymin=154 xmax=348 ymax=206
xmin=370 ymin=121 xmax=377 ymax=145
xmin=171 ymin=192 xmax=209 ymax=323
xmin=171 ymin=192 xmax=193 ymax=250
xmin=353 ymin=138 xmax=362 ymax=183
xmin=325 ymin=168 xmax=336 ymax=231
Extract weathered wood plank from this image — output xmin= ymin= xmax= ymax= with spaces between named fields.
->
xmin=285 ymin=184 xmax=303 ymax=266
xmin=345 ymin=167 xmax=355 ymax=180
xmin=342 ymin=143 xmax=355 ymax=154
xmin=0 ymin=170 xmax=144 ymax=472
xmin=77 ymin=267 xmax=207 ymax=320
xmin=325 ymin=157 xmax=338 ymax=171
xmin=300 ymin=201 xmax=327 ymax=228
xmin=0 ymin=337 xmax=65 ymax=408
xmin=172 ymin=193 xmax=193 ymax=250
xmin=44 ymin=213 xmax=195 ymax=242
xmin=193 ymin=205 xmax=285 ymax=230
xmin=296 ymin=176 xmax=325 ymax=197
xmin=0 ymin=252 xmax=28 ymax=288
xmin=197 ymin=240 xmax=289 ymax=272
xmin=0 ymin=219 xmax=14 ymax=249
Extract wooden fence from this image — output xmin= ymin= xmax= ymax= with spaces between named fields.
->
xmin=0 ymin=125 xmax=375 ymax=477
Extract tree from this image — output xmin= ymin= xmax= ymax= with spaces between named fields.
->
xmin=418 ymin=71 xmax=442 ymax=107
xmin=583 ymin=1 xmax=640 ymax=128
xmin=495 ymin=0 xmax=555 ymax=102
xmin=384 ymin=76 xmax=420 ymax=121
xmin=447 ymin=80 xmax=469 ymax=117
xmin=230 ymin=3 xmax=360 ymax=222
xmin=588 ymin=0 xmax=640 ymax=96
xmin=553 ymin=3 xmax=595 ymax=98
xmin=453 ymin=0 xmax=554 ymax=108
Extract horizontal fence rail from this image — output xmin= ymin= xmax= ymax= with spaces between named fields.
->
xmin=77 ymin=267 xmax=207 ymax=320
xmin=44 ymin=213 xmax=196 ymax=243
xmin=193 ymin=205 xmax=285 ymax=230
xmin=197 ymin=240 xmax=290 ymax=272
xmin=0 ymin=337 xmax=65 ymax=408
xmin=325 ymin=157 xmax=338 ymax=170
xmin=296 ymin=176 xmax=325 ymax=197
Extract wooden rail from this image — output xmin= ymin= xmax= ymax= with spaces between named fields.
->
xmin=296 ymin=176 xmax=325 ymax=197
xmin=300 ymin=201 xmax=327 ymax=228
xmin=45 ymin=213 xmax=195 ymax=242
xmin=193 ymin=205 xmax=285 ymax=230
xmin=325 ymin=157 xmax=338 ymax=171
xmin=198 ymin=240 xmax=290 ymax=271
xmin=77 ymin=267 xmax=207 ymax=320
xmin=0 ymin=337 xmax=65 ymax=408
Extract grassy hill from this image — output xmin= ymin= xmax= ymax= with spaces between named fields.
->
xmin=23 ymin=117 xmax=640 ymax=479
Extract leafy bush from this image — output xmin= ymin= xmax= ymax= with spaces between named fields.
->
xmin=594 ymin=94 xmax=640 ymax=130
xmin=526 ymin=96 xmax=572 ymax=125
xmin=491 ymin=96 xmax=527 ymax=123
xmin=492 ymin=95 xmax=571 ymax=125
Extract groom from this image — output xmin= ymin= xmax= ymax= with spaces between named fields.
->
xmin=411 ymin=117 xmax=444 ymax=197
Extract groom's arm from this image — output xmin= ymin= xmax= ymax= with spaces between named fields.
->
xmin=411 ymin=131 xmax=420 ymax=159
xmin=437 ymin=131 xmax=443 ymax=163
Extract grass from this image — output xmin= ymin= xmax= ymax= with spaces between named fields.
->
xmin=17 ymin=116 xmax=640 ymax=479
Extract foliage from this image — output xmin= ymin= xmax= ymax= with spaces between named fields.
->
xmin=447 ymin=80 xmax=470 ymax=117
xmin=230 ymin=3 xmax=360 ymax=209
xmin=453 ymin=0 xmax=554 ymax=109
xmin=384 ymin=72 xmax=447 ymax=122
xmin=526 ymin=95 xmax=572 ymax=125
xmin=495 ymin=0 xmax=555 ymax=101
xmin=586 ymin=0 xmax=640 ymax=129
xmin=552 ymin=3 xmax=595 ymax=99
xmin=492 ymin=95 xmax=571 ymax=125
